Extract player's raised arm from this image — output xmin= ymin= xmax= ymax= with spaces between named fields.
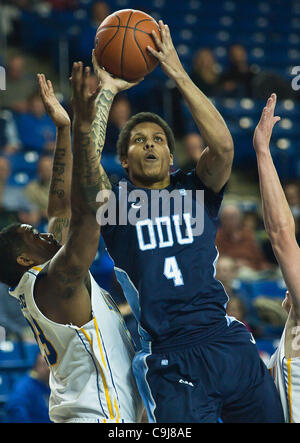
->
xmin=148 ymin=21 xmax=233 ymax=193
xmin=37 ymin=62 xmax=113 ymax=326
xmin=91 ymin=49 xmax=144 ymax=160
xmin=37 ymin=73 xmax=72 ymax=245
xmin=254 ymin=93 xmax=300 ymax=318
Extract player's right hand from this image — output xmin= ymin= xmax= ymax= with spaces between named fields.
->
xmin=70 ymin=61 xmax=101 ymax=125
xmin=92 ymin=49 xmax=144 ymax=95
xmin=37 ymin=73 xmax=71 ymax=128
xmin=253 ymin=93 xmax=281 ymax=154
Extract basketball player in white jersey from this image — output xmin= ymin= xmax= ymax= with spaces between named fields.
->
xmin=253 ymin=93 xmax=300 ymax=422
xmin=0 ymin=64 xmax=143 ymax=422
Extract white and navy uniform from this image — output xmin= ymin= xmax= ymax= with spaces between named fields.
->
xmin=268 ymin=327 xmax=300 ymax=423
xmin=9 ymin=261 xmax=143 ymax=423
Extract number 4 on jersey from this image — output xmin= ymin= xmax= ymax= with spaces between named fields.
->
xmin=164 ymin=256 xmax=184 ymax=286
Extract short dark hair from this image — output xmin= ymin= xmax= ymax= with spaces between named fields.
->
xmin=0 ymin=223 xmax=26 ymax=287
xmin=116 ymin=112 xmax=175 ymax=160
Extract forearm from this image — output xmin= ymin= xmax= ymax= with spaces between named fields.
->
xmin=72 ymin=120 xmax=111 ymax=216
xmin=47 ymin=125 xmax=72 ymax=218
xmin=256 ymin=149 xmax=295 ymax=241
xmin=175 ymin=73 xmax=233 ymax=154
xmin=91 ymin=87 xmax=116 ymax=160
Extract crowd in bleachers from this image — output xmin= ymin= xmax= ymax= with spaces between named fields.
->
xmin=1 ymin=0 xmax=300 ymax=422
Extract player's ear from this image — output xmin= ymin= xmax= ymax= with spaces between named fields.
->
xmin=121 ymin=156 xmax=129 ymax=170
xmin=17 ymin=253 xmax=35 ymax=268
xmin=169 ymin=153 xmax=174 ymax=166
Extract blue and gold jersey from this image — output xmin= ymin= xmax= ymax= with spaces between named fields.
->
xmin=101 ymin=169 xmax=229 ymax=349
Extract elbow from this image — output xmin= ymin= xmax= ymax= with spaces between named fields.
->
xmin=215 ymin=137 xmax=234 ymax=159
xmin=268 ymin=225 xmax=296 ymax=254
xmin=222 ymin=137 xmax=234 ymax=155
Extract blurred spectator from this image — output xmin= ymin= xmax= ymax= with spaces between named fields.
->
xmin=47 ymin=0 xmax=77 ymax=10
xmin=252 ymin=71 xmax=297 ymax=101
xmin=226 ymin=295 xmax=251 ymax=331
xmin=219 ymin=44 xmax=257 ymax=98
xmin=0 ymin=110 xmax=21 ymax=155
xmin=105 ymin=95 xmax=131 ymax=153
xmin=0 ymin=282 xmax=33 ymax=341
xmin=77 ymin=1 xmax=110 ymax=65
xmin=216 ymin=203 xmax=270 ymax=272
xmin=5 ymin=353 xmax=51 ymax=423
xmin=1 ymin=55 xmax=36 ymax=112
xmin=25 ymin=155 xmax=53 ymax=219
xmin=190 ymin=48 xmax=220 ymax=97
xmin=0 ymin=156 xmax=39 ymax=229
xmin=15 ymin=91 xmax=56 ymax=151
xmin=215 ymin=255 xmax=238 ymax=297
xmin=283 ymin=179 xmax=300 ymax=221
xmin=261 ymin=180 xmax=300 ymax=265
xmin=178 ymin=132 xmax=205 ymax=172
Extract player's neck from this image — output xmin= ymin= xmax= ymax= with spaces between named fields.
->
xmin=129 ymin=174 xmax=171 ymax=190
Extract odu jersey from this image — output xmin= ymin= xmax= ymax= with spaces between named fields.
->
xmin=9 ymin=262 xmax=143 ymax=423
xmin=101 ymin=169 xmax=230 ymax=349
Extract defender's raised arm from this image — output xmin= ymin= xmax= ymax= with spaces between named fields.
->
xmin=37 ymin=73 xmax=72 ymax=245
xmin=253 ymin=93 xmax=300 ymax=317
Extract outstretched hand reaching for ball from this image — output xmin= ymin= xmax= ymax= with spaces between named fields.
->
xmin=253 ymin=93 xmax=281 ymax=154
xmin=148 ymin=20 xmax=185 ymax=80
xmin=70 ymin=61 xmax=101 ymax=125
xmin=37 ymin=73 xmax=70 ymax=128
xmin=92 ymin=50 xmax=144 ymax=95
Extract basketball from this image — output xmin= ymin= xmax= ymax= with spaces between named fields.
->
xmin=94 ymin=9 xmax=162 ymax=81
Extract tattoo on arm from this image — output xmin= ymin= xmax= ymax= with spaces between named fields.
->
xmin=91 ymin=89 xmax=115 ymax=158
xmin=50 ymin=217 xmax=70 ymax=244
xmin=72 ymin=126 xmax=111 ymax=215
xmin=48 ymin=125 xmax=72 ymax=219
xmin=50 ymin=148 xmax=67 ymax=199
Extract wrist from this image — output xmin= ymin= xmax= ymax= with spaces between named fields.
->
xmin=255 ymin=146 xmax=271 ymax=156
xmin=173 ymin=68 xmax=190 ymax=84
xmin=73 ymin=118 xmax=92 ymax=132
xmin=56 ymin=123 xmax=71 ymax=131
xmin=101 ymin=84 xmax=118 ymax=96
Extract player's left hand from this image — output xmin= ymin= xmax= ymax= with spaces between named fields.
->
xmin=92 ymin=50 xmax=144 ymax=95
xmin=37 ymin=73 xmax=71 ymax=128
xmin=148 ymin=20 xmax=185 ymax=80
xmin=253 ymin=93 xmax=281 ymax=153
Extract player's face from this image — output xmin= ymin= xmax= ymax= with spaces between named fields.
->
xmin=122 ymin=122 xmax=173 ymax=186
xmin=17 ymin=224 xmax=61 ymax=265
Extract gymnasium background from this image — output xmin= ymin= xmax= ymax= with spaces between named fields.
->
xmin=0 ymin=0 xmax=299 ymax=423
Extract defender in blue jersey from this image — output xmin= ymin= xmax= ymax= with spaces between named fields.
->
xmin=92 ymin=21 xmax=284 ymax=422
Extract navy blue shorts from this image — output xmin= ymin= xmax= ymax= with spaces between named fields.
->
xmin=133 ymin=321 xmax=284 ymax=423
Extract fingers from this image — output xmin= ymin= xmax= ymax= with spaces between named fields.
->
xmin=37 ymin=73 xmax=48 ymax=96
xmin=71 ymin=61 xmax=83 ymax=96
xmin=147 ymin=44 xmax=162 ymax=60
xmin=82 ymin=65 xmax=91 ymax=96
xmin=158 ymin=19 xmax=168 ymax=41
xmin=47 ymin=79 xmax=54 ymax=94
xmin=151 ymin=28 xmax=163 ymax=49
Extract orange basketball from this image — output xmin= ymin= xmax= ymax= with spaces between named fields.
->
xmin=94 ymin=9 xmax=162 ymax=81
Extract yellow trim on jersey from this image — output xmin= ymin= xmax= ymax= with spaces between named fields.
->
xmin=32 ymin=266 xmax=43 ymax=272
xmin=114 ymin=398 xmax=120 ymax=423
xmin=80 ymin=326 xmax=115 ymax=420
xmin=93 ymin=317 xmax=107 ymax=371
xmin=287 ymin=358 xmax=293 ymax=423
